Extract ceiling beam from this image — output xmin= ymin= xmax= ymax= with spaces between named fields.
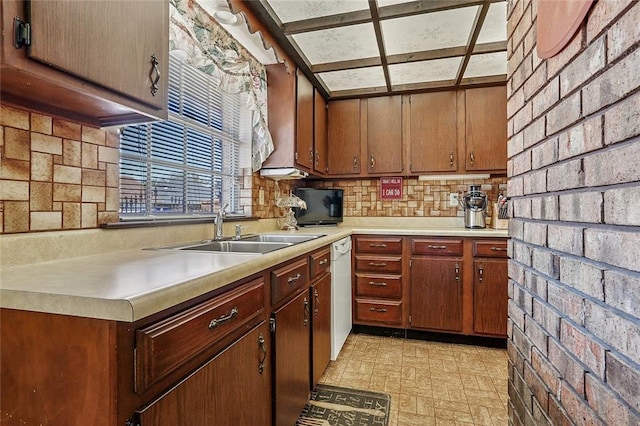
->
xmin=455 ymin=0 xmax=491 ymax=87
xmin=282 ymin=9 xmax=372 ymax=34
xmin=378 ymin=0 xmax=484 ymax=20
xmin=368 ymin=0 xmax=391 ymax=91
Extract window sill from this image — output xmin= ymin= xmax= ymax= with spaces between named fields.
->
xmin=100 ymin=215 xmax=258 ymax=229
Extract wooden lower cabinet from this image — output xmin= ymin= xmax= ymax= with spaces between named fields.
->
xmin=410 ymin=258 xmax=463 ymax=332
xmin=311 ymin=272 xmax=332 ymax=388
xmin=472 ymin=239 xmax=509 ymax=337
xmin=136 ymin=322 xmax=271 ymax=425
xmin=272 ymin=289 xmax=311 ymax=426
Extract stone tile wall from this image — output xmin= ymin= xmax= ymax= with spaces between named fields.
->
xmin=506 ymin=0 xmax=640 ymax=424
xmin=0 ymin=105 xmax=120 ymax=233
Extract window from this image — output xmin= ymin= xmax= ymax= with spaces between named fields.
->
xmin=119 ymin=53 xmax=252 ymax=219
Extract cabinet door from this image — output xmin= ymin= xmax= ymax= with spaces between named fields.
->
xmin=465 ymin=86 xmax=507 ymax=172
xmin=327 ymin=99 xmax=361 ymax=174
xmin=311 ymin=273 xmax=331 ymax=388
xmin=473 ymin=259 xmax=508 ymax=336
xmin=273 ymin=290 xmax=311 ymax=426
xmin=410 ymin=258 xmax=463 ymax=332
xmin=296 ymin=70 xmax=314 ymax=170
xmin=314 ymin=89 xmax=328 ymax=174
xmin=409 ymin=92 xmax=458 ymax=173
xmin=367 ymin=96 xmax=403 ymax=174
xmin=28 ymin=0 xmax=167 ymax=112
xmin=136 ymin=322 xmax=271 ymax=426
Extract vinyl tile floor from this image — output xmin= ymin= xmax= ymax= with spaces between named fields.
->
xmin=318 ymin=333 xmax=509 ymax=426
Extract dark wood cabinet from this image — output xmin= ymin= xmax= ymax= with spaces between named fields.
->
xmin=0 ymin=0 xmax=168 ymax=127
xmin=263 ymin=65 xmax=314 ymax=172
xmin=327 ymin=99 xmax=362 ymax=175
xmin=464 ymin=86 xmax=508 ymax=172
xmin=311 ymin=272 xmax=331 ymax=388
xmin=367 ymin=96 xmax=403 ymax=174
xmin=353 ymin=235 xmax=405 ymax=327
xmin=136 ymin=322 xmax=271 ymax=426
xmin=472 ymin=240 xmax=508 ymax=336
xmin=314 ymin=89 xmax=328 ymax=175
xmin=408 ymin=92 xmax=459 ymax=173
xmin=410 ymin=257 xmax=463 ymax=332
xmin=272 ymin=289 xmax=311 ymax=426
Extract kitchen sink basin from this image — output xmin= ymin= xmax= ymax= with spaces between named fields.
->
xmin=178 ymin=240 xmax=292 ymax=254
xmin=239 ymin=234 xmax=324 ymax=244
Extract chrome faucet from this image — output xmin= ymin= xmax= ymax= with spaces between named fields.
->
xmin=214 ymin=203 xmax=228 ymax=240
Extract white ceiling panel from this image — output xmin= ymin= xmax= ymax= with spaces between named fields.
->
xmin=291 ymin=23 xmax=379 ymax=64
xmin=318 ymin=66 xmax=386 ymax=91
xmin=476 ymin=2 xmax=508 ymax=44
xmin=266 ymin=0 xmax=369 ymax=23
xmin=381 ymin=6 xmax=479 ymax=55
xmin=389 ymin=57 xmax=463 ymax=86
xmin=464 ymin=52 xmax=508 ymax=78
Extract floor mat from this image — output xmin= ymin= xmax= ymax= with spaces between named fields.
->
xmin=296 ymin=384 xmax=391 ymax=426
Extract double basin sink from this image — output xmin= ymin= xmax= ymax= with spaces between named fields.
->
xmin=157 ymin=234 xmax=324 ymax=254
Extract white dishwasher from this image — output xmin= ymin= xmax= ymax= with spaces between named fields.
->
xmin=330 ymin=236 xmax=352 ymax=360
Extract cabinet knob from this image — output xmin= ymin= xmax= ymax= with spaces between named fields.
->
xmin=370 ymin=155 xmax=376 ymax=169
xmin=470 ymin=152 xmax=475 ymax=166
xmin=450 ymin=152 xmax=454 ymax=167
xmin=353 ymin=155 xmax=358 ymax=169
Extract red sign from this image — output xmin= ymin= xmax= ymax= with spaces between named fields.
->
xmin=380 ymin=177 xmax=403 ymax=200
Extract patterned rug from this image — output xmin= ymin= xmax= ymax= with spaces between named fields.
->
xmin=296 ymin=384 xmax=391 ymax=426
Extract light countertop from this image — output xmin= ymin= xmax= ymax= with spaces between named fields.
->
xmin=1 ymin=221 xmax=507 ymax=322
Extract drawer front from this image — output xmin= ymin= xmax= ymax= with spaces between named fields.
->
xmin=355 ymin=274 xmax=402 ymax=299
xmin=355 ymin=255 xmax=402 ymax=273
xmin=271 ymin=258 xmax=309 ymax=305
xmin=136 ymin=278 xmax=264 ymax=393
xmin=474 ymin=240 xmax=508 ymax=258
xmin=354 ymin=299 xmax=402 ymax=325
xmin=354 ymin=236 xmax=402 ymax=254
xmin=309 ymin=247 xmax=331 ymax=281
xmin=412 ymin=238 xmax=463 ymax=256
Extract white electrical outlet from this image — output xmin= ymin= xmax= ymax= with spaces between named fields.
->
xmin=259 ymin=189 xmax=265 ymax=205
xmin=449 ymin=193 xmax=459 ymax=207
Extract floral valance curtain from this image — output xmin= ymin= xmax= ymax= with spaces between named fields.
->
xmin=169 ymin=0 xmax=274 ymax=171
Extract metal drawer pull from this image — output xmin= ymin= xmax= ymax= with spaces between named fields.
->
xmin=491 ymin=247 xmax=508 ymax=251
xmin=455 ymin=264 xmax=460 ymax=282
xmin=287 ymin=273 xmax=301 ymax=284
xmin=449 ymin=152 xmax=454 ymax=167
xmin=369 ymin=307 xmax=387 ymax=313
xmin=353 ymin=155 xmax=358 ymax=169
xmin=479 ymin=265 xmax=484 ymax=283
xmin=470 ymin=152 xmax=475 ymax=166
xmin=318 ymin=259 xmax=328 ymax=265
xmin=208 ymin=307 xmax=238 ymax=329
xmin=258 ymin=334 xmax=267 ymax=374
xmin=368 ymin=262 xmax=387 ymax=267
xmin=428 ymin=245 xmax=447 ymax=249
xmin=314 ymin=289 xmax=320 ymax=315
xmin=149 ymin=54 xmax=160 ymax=96
xmin=369 ymin=281 xmax=387 ymax=286
xmin=369 ymin=243 xmax=387 ymax=248
xmin=303 ymin=297 xmax=309 ymax=326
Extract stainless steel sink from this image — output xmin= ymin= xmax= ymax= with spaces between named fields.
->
xmin=178 ymin=240 xmax=293 ymax=254
xmin=239 ymin=234 xmax=324 ymax=244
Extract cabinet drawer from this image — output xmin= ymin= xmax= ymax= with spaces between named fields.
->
xmin=354 ymin=299 xmax=402 ymax=325
xmin=309 ymin=247 xmax=331 ymax=281
xmin=271 ymin=258 xmax=309 ymax=305
xmin=135 ymin=279 xmax=264 ymax=393
xmin=412 ymin=238 xmax=463 ymax=256
xmin=355 ymin=274 xmax=402 ymax=299
xmin=354 ymin=236 xmax=402 ymax=254
xmin=355 ymin=255 xmax=402 ymax=273
xmin=474 ymin=240 xmax=508 ymax=258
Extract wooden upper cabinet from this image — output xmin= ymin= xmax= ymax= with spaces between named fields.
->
xmin=464 ymin=86 xmax=507 ymax=172
xmin=313 ymin=89 xmax=328 ymax=175
xmin=408 ymin=92 xmax=458 ymax=173
xmin=327 ymin=99 xmax=361 ymax=175
xmin=367 ymin=96 xmax=403 ymax=174
xmin=296 ymin=70 xmax=314 ymax=170
xmin=1 ymin=0 xmax=168 ymax=127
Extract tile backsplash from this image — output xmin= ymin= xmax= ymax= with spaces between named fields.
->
xmin=0 ymin=104 xmax=120 ymax=233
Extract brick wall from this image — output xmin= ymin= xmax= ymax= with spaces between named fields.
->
xmin=0 ymin=105 xmax=120 ymax=232
xmin=306 ymin=176 xmax=507 ymax=217
xmin=506 ymin=1 xmax=640 ymax=424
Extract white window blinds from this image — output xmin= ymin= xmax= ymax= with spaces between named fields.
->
xmin=119 ymin=54 xmax=251 ymax=218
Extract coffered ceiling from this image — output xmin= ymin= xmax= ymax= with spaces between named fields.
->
xmin=243 ymin=0 xmax=507 ymax=99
